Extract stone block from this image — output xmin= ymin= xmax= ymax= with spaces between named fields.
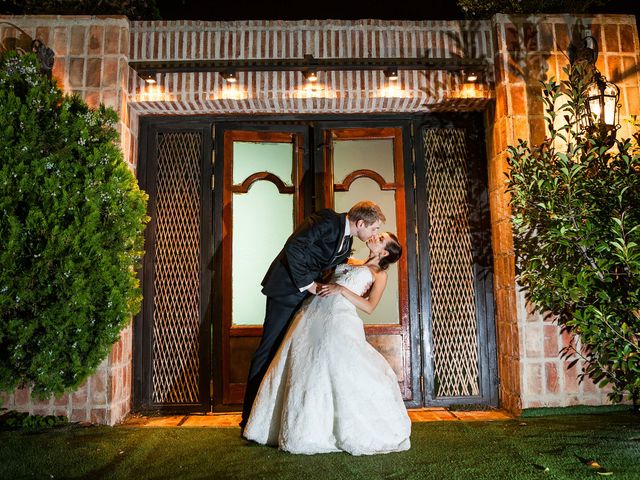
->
xmin=620 ymin=25 xmax=635 ymax=53
xmin=90 ymin=408 xmax=108 ymax=424
xmin=69 ymin=26 xmax=86 ymax=55
xmin=543 ymin=324 xmax=560 ymax=358
xmin=525 ymin=362 xmax=543 ymax=396
xmin=524 ymin=323 xmax=542 ymax=358
xmin=88 ymin=25 xmax=104 ymax=54
xmin=71 ymin=408 xmax=89 ymax=423
xmin=545 ymin=361 xmax=559 ymax=394
xmin=102 ymin=58 xmax=119 ymax=87
xmin=105 ymin=26 xmax=121 ymax=54
xmin=53 ymin=27 xmax=68 ymax=56
xmin=90 ymin=372 xmax=107 ymax=406
xmin=53 ymin=393 xmax=69 ymax=407
xmin=86 ymin=58 xmax=102 ymax=88
xmin=68 ymin=57 xmax=84 ymax=88
xmin=14 ymin=387 xmax=30 ymax=408
xmin=603 ymin=24 xmax=620 ymax=52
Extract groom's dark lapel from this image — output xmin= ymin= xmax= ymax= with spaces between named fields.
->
xmin=330 ymin=213 xmax=348 ymax=262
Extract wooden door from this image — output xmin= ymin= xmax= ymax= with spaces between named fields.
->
xmin=314 ymin=125 xmax=417 ymax=402
xmin=414 ymin=114 xmax=498 ymax=407
xmin=212 ymin=125 xmax=309 ymax=409
xmin=134 ymin=118 xmax=213 ymax=412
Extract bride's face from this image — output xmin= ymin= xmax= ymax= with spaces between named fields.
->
xmin=366 ymin=232 xmax=391 ymax=257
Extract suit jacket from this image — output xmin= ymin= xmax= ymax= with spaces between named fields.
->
xmin=261 ymin=209 xmax=353 ymax=298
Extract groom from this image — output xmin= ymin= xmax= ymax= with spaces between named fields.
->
xmin=240 ymin=200 xmax=386 ymax=433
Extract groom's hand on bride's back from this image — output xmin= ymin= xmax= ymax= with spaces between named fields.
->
xmin=308 ymin=282 xmax=319 ymax=295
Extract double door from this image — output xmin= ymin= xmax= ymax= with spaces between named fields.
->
xmin=134 ymin=116 xmax=497 ymax=412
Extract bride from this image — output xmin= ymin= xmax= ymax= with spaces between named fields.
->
xmin=243 ymin=232 xmax=411 ymax=455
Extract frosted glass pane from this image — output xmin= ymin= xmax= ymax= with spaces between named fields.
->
xmin=232 ymin=182 xmax=293 ymax=325
xmin=334 ymin=177 xmax=399 ymax=325
xmin=233 ymin=142 xmax=293 ymax=186
xmin=333 ymin=139 xmax=395 ymax=184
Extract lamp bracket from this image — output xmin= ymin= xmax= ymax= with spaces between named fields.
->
xmin=567 ymin=33 xmax=599 ymax=65
xmin=0 ymin=22 xmax=55 ymax=77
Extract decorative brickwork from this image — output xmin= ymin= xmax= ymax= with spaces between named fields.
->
xmin=126 ymin=19 xmax=493 ymax=115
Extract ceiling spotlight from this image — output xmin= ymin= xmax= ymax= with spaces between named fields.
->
xmin=384 ymin=67 xmax=399 ymax=81
xmin=303 ymin=70 xmax=318 ymax=83
xmin=465 ymin=71 xmax=479 ymax=83
xmin=141 ymin=73 xmax=157 ymax=85
xmin=222 ymin=70 xmax=237 ymax=83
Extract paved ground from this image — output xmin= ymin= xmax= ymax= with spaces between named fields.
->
xmin=122 ymin=408 xmax=513 ymax=427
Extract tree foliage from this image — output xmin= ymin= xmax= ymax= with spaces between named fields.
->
xmin=0 ymin=0 xmax=160 ymax=20
xmin=506 ymin=61 xmax=640 ymax=408
xmin=457 ymin=0 xmax=610 ymax=18
xmin=0 ymin=53 xmax=148 ymax=398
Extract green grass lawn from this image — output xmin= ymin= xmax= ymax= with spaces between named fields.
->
xmin=1 ymin=412 xmax=638 ymax=480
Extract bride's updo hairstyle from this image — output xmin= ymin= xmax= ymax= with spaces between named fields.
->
xmin=379 ymin=233 xmax=402 ymax=271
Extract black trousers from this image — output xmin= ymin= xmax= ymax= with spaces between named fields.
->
xmin=240 ymin=292 xmax=306 ymax=428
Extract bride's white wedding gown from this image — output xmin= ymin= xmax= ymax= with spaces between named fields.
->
xmin=244 ymin=264 xmax=411 ymax=455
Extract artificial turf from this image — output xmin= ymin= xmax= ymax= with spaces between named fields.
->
xmin=0 ymin=412 xmax=638 ymax=479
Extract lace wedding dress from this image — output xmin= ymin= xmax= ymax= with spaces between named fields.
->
xmin=244 ymin=264 xmax=411 ymax=455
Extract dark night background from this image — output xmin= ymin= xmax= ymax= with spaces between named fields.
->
xmin=154 ymin=0 xmax=639 ymax=21
xmin=0 ymin=1 xmax=638 ymax=21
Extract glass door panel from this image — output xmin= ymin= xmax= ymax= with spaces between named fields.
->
xmin=334 ymin=178 xmax=399 ymax=325
xmin=320 ymin=126 xmax=413 ymax=401
xmin=231 ymin=142 xmax=295 ymax=327
xmin=216 ymin=128 xmax=306 ymax=407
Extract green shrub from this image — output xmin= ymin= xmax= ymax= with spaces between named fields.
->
xmin=0 ymin=53 xmax=148 ymax=399
xmin=506 ymin=61 xmax=640 ymax=408
xmin=0 ymin=410 xmax=68 ymax=430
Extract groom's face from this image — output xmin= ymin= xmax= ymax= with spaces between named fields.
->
xmin=355 ymin=219 xmax=382 ymax=243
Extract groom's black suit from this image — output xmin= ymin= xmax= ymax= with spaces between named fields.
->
xmin=240 ymin=208 xmax=353 ymax=428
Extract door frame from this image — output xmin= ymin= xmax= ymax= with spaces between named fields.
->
xmin=212 ymin=123 xmax=312 ymax=409
xmin=413 ymin=112 xmax=499 ymax=407
xmin=313 ymin=119 xmax=422 ymax=407
xmin=134 ymin=117 xmax=213 ymax=412
xmin=133 ymin=113 xmax=497 ymax=412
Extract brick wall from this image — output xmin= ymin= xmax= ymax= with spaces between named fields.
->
xmin=0 ymin=15 xmax=134 ymax=425
xmin=490 ymin=14 xmax=639 ymax=410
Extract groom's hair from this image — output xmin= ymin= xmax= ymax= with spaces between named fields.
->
xmin=348 ymin=201 xmax=385 ymax=226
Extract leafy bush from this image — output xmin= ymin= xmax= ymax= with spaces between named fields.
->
xmin=0 ymin=410 xmax=68 ymax=430
xmin=506 ymin=61 xmax=640 ymax=408
xmin=0 ymin=53 xmax=148 ymax=399
xmin=457 ymin=0 xmax=610 ymax=18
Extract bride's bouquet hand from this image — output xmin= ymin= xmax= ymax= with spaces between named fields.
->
xmin=317 ymin=283 xmax=343 ymax=297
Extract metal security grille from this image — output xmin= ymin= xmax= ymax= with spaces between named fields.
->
xmin=151 ymin=132 xmax=202 ymax=404
xmin=423 ymin=127 xmax=480 ymax=398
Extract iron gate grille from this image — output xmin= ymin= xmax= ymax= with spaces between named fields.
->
xmin=423 ymin=127 xmax=481 ymax=398
xmin=151 ymin=132 xmax=202 ymax=404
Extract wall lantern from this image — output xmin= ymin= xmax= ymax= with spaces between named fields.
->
xmin=384 ymin=67 xmax=399 ymax=81
xmin=222 ymin=70 xmax=237 ymax=83
xmin=303 ymin=70 xmax=318 ymax=82
xmin=141 ymin=73 xmax=157 ymax=84
xmin=568 ymin=34 xmax=621 ymax=147
xmin=0 ymin=21 xmax=55 ymax=78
